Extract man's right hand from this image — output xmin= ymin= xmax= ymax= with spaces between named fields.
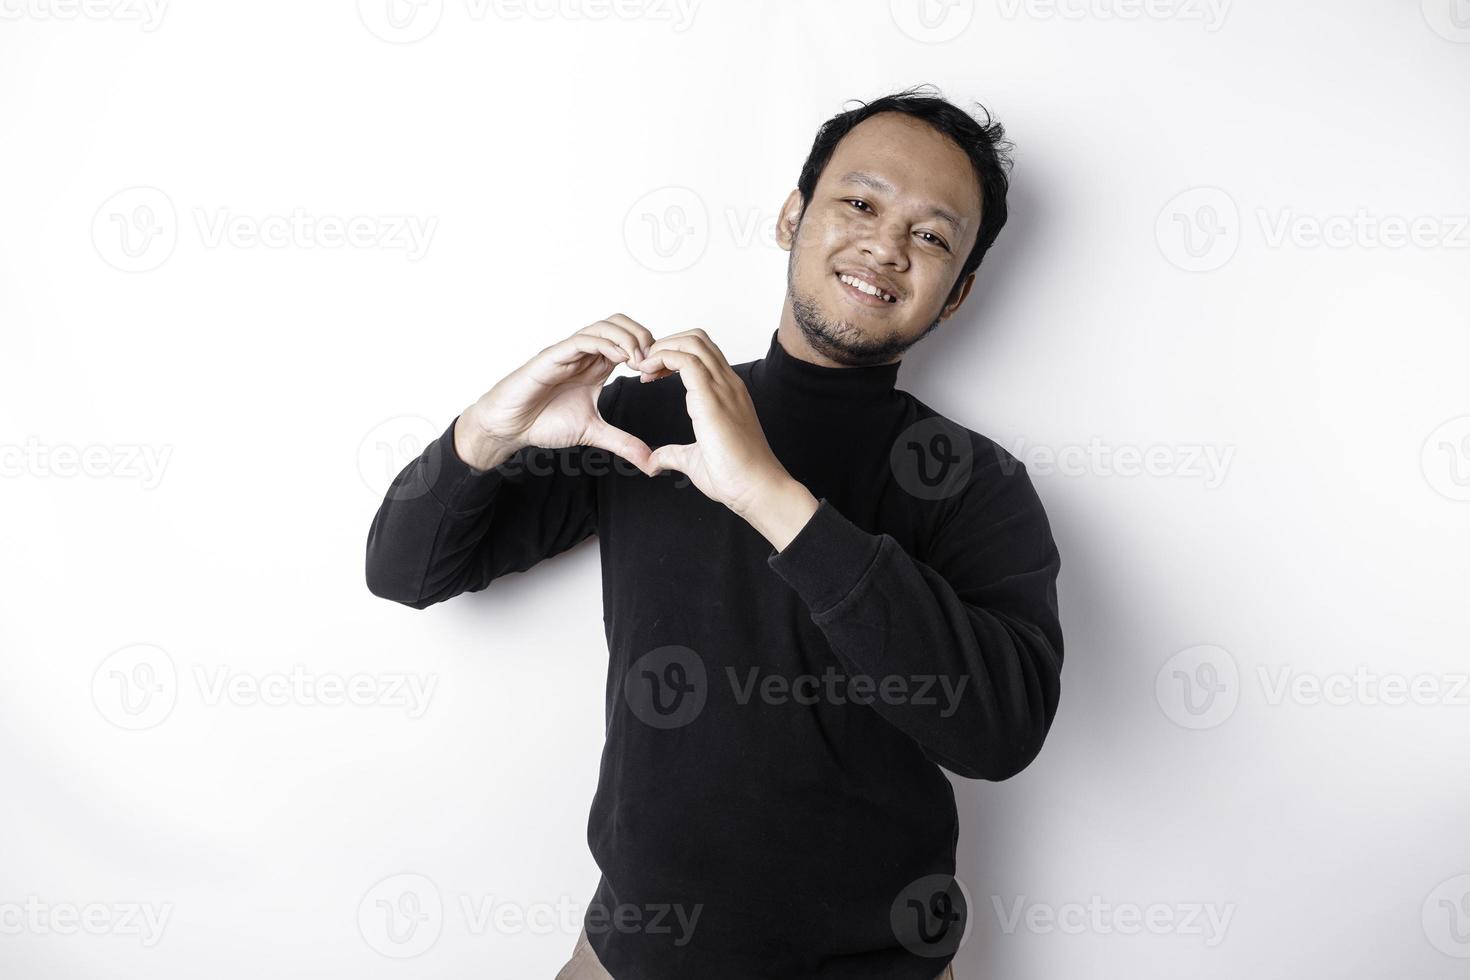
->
xmin=453 ymin=314 xmax=660 ymax=476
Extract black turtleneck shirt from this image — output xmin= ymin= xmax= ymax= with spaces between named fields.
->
xmin=364 ymin=329 xmax=1064 ymax=979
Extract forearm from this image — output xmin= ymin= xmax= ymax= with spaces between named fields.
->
xmin=453 ymin=409 xmax=524 ymax=472
xmin=365 ymin=417 xmax=509 ymax=608
xmin=766 ymin=498 xmax=1063 ymax=781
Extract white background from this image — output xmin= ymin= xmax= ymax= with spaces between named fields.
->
xmin=2 ymin=1 xmax=1468 ymax=977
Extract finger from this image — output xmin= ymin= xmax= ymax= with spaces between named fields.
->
xmin=546 ymin=333 xmax=629 ymax=368
xmin=648 ymin=442 xmax=694 ymax=478
xmin=603 ymin=313 xmax=657 ymax=361
xmin=639 ymin=366 xmax=675 ymax=383
xmin=587 ymin=317 xmax=650 ymax=364
xmin=584 ymin=418 xmax=657 ymax=477
xmin=636 ymin=334 xmax=732 ymax=386
xmin=633 ymin=348 xmax=715 ymax=392
xmin=580 ymin=321 xmax=644 ymax=364
xmin=646 ymin=328 xmax=729 ymax=368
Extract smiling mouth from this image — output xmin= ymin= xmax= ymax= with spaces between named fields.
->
xmin=835 ymin=272 xmax=897 ymax=304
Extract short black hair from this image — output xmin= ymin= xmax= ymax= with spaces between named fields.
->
xmin=795 ymin=83 xmax=1014 ymax=304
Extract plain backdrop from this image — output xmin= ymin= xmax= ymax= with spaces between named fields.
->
xmin=2 ymin=1 xmax=1468 ymax=977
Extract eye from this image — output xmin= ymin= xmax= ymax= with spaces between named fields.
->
xmin=843 ymin=198 xmax=873 ymax=213
xmin=918 ymin=231 xmax=950 ymax=251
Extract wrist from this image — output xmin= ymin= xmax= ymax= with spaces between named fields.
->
xmin=453 ymin=413 xmax=523 ymax=472
xmin=737 ymin=474 xmax=819 ymax=552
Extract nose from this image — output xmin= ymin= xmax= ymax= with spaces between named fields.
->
xmin=860 ymin=217 xmax=908 ymax=269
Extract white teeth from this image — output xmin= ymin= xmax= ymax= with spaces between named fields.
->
xmin=839 ymin=274 xmax=893 ymax=302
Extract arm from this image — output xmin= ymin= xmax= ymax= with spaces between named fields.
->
xmin=624 ymin=330 xmax=1063 ymax=778
xmin=763 ymin=445 xmax=1064 ymax=781
xmin=364 ymin=379 xmax=626 ymax=610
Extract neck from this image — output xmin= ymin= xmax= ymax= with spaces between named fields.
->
xmin=775 ymin=313 xmax=904 ymax=371
xmin=750 ymin=326 xmax=902 ymax=418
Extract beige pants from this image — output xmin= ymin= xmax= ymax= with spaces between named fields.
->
xmin=554 ymin=928 xmax=956 ymax=979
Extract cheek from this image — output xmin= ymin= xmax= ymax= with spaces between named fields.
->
xmin=792 ymin=210 xmax=858 ymax=254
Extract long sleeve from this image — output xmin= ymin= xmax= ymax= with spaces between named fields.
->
xmin=765 ymin=446 xmax=1063 ymax=781
xmin=364 ymin=379 xmax=625 ymax=610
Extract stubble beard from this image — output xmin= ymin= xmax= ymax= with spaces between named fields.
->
xmin=786 ymin=244 xmax=944 ymax=367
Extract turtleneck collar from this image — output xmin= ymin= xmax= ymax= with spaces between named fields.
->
xmin=748 ymin=329 xmax=901 ymax=414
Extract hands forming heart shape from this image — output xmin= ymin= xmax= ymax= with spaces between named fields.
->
xmin=455 ymin=314 xmax=799 ymax=523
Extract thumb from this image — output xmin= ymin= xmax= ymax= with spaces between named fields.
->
xmin=648 ymin=442 xmax=695 ymax=478
xmin=584 ymin=418 xmax=656 ymax=477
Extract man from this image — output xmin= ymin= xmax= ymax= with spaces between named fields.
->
xmin=365 ymin=86 xmax=1063 ymax=980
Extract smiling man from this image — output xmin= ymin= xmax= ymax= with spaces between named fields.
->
xmin=365 ymin=86 xmax=1064 ymax=980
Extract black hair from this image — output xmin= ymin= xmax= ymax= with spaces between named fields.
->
xmin=795 ymin=83 xmax=1014 ymax=304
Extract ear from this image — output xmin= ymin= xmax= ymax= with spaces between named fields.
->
xmin=775 ymin=189 xmax=804 ymax=251
xmin=939 ymin=272 xmax=977 ymax=321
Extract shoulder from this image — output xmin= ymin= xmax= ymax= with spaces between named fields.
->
xmin=895 ymin=391 xmax=1032 ymax=502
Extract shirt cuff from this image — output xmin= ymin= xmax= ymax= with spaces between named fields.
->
xmin=766 ymin=498 xmax=883 ymax=617
xmin=422 ymin=415 xmax=507 ymax=513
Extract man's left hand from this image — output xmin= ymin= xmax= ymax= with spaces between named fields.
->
xmin=634 ymin=329 xmax=818 ymax=549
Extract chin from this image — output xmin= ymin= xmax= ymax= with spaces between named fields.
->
xmin=791 ymin=289 xmax=923 ymax=366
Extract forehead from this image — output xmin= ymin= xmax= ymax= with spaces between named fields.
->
xmin=817 ymin=112 xmax=982 ymax=230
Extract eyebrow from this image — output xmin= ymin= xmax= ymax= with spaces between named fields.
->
xmin=837 ymin=170 xmax=965 ymax=232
